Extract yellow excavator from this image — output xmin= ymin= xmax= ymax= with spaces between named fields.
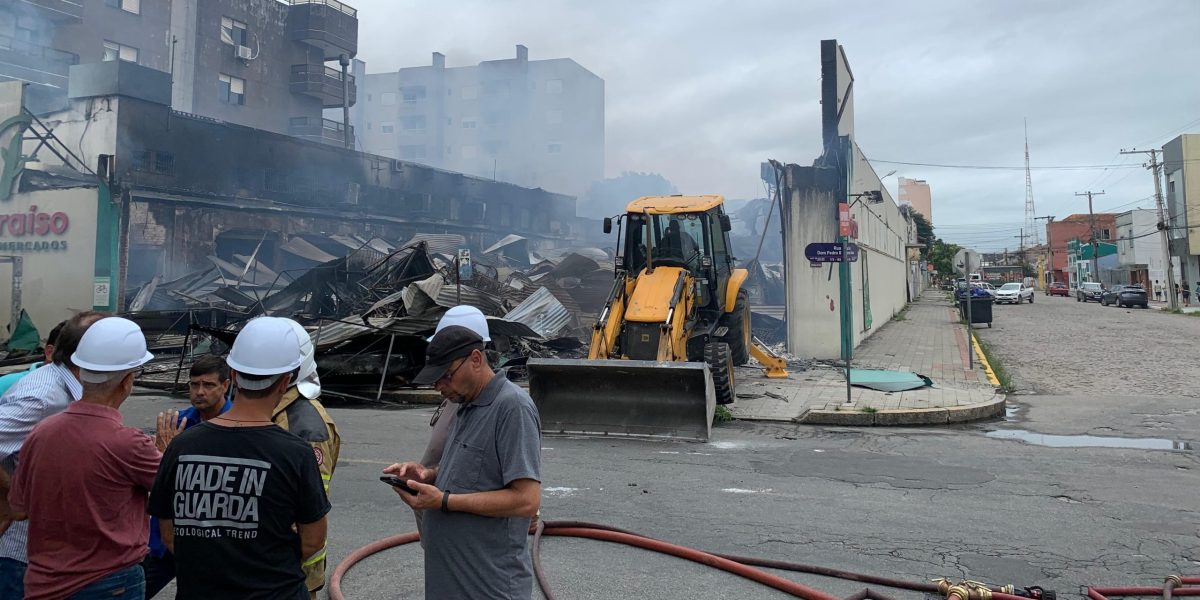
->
xmin=527 ymin=195 xmax=787 ymax=441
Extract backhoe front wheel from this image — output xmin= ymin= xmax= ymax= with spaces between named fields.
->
xmin=723 ymin=290 xmax=751 ymax=366
xmin=705 ymin=342 xmax=735 ymax=405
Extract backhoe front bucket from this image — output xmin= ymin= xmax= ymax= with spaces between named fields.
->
xmin=527 ymin=358 xmax=715 ymax=442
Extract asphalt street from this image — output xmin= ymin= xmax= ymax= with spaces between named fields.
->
xmin=124 ymin=294 xmax=1200 ymax=599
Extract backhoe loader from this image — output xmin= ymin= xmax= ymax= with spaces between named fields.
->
xmin=527 ymin=195 xmax=787 ymax=441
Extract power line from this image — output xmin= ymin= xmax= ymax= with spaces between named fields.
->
xmin=868 ymin=159 xmax=1144 ymax=171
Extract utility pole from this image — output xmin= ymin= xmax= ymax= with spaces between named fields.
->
xmin=1121 ymin=148 xmax=1177 ymax=310
xmin=1014 ymin=228 xmax=1027 ymax=281
xmin=1075 ymin=190 xmax=1105 ymax=284
xmin=1034 ymin=215 xmax=1055 ymax=286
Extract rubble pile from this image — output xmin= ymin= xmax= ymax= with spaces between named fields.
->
xmin=125 ymin=233 xmax=617 ymax=400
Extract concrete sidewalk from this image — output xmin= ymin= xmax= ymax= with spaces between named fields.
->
xmin=730 ymin=290 xmax=1004 ymax=425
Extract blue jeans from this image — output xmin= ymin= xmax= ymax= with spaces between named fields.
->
xmin=0 ymin=557 xmax=25 ymax=600
xmin=68 ymin=564 xmax=144 ymax=600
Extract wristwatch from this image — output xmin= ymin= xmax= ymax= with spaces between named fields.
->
xmin=441 ymin=490 xmax=451 ymax=513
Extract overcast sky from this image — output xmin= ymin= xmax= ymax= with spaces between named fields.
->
xmin=353 ymin=0 xmax=1200 ymax=251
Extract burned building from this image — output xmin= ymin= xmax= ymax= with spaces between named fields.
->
xmin=0 ymin=60 xmax=582 ymax=333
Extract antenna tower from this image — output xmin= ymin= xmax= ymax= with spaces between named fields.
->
xmin=1023 ymin=119 xmax=1039 ymax=247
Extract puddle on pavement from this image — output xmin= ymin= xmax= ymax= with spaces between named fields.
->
xmin=987 ymin=429 xmax=1192 ymax=451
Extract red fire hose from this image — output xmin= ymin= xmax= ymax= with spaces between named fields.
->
xmin=328 ymin=520 xmax=1015 ymax=600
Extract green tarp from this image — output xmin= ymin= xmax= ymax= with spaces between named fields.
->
xmin=849 ymin=369 xmax=933 ymax=392
xmin=5 ymin=310 xmax=39 ymax=352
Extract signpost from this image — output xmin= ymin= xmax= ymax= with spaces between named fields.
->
xmin=953 ymin=248 xmax=980 ymax=369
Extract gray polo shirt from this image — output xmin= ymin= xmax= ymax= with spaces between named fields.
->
xmin=424 ymin=372 xmax=542 ymax=600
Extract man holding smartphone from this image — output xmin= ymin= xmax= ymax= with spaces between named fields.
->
xmin=384 ymin=325 xmax=542 ymax=600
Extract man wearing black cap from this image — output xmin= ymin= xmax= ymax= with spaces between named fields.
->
xmin=384 ymin=325 xmax=542 ymax=600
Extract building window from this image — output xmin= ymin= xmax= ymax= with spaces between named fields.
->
xmin=547 ymin=143 xmax=563 ymax=154
xmin=400 ymin=115 xmax=425 ymax=133
xmin=546 ymin=110 xmax=563 ymax=125
xmin=219 ymin=73 xmax=245 ymax=105
xmin=482 ymin=80 xmax=510 ymax=96
xmin=400 ymin=145 xmax=426 ymax=159
xmin=221 ymin=17 xmax=247 ymax=47
xmin=461 ymin=119 xmax=476 ymax=129
xmin=545 ymin=79 xmax=563 ymax=94
xmin=14 ymin=16 xmax=36 ymax=42
xmin=105 ymin=0 xmax=140 ymax=14
xmin=380 ymin=92 xmax=396 ymax=106
xmin=401 ymin=86 xmax=426 ymax=103
xmin=380 ymin=121 xmax=394 ymax=134
xmin=460 ymin=86 xmax=478 ymax=100
xmin=1099 ymin=229 xmax=1110 ymax=240
xmin=103 ymin=41 xmax=139 ymax=63
xmin=461 ymin=145 xmax=477 ymax=159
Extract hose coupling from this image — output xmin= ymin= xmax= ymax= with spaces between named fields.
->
xmin=1167 ymin=576 xmax=1184 ymax=589
xmin=947 ymin=584 xmax=972 ymax=600
xmin=933 ymin=578 xmax=954 ymax=595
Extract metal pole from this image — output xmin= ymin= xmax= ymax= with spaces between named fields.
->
xmin=843 ymin=235 xmax=851 ymax=405
xmin=339 ymin=54 xmax=352 ymax=150
xmin=9 ymin=257 xmax=20 ymax=333
xmin=455 ymin=255 xmax=462 ymax=305
xmin=376 ymin=334 xmax=395 ymax=401
xmin=1075 ymin=190 xmax=1105 ymax=284
xmin=965 ymin=253 xmax=973 ymax=370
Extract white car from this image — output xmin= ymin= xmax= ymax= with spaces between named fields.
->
xmin=994 ymin=282 xmax=1034 ymax=304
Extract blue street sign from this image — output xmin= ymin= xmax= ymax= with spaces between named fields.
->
xmin=805 ymin=242 xmax=859 ymax=263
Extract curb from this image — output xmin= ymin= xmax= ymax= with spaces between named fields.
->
xmin=797 ymin=393 xmax=1006 ymax=426
xmin=970 ymin=333 xmax=1001 ymax=387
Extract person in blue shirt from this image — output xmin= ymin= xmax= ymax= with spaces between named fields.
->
xmin=143 ymin=354 xmax=232 ymax=599
xmin=0 ymin=321 xmax=65 ymax=399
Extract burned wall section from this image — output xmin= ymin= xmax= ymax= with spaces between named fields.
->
xmin=111 ymin=95 xmax=579 ymax=291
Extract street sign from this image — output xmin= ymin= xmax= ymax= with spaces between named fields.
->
xmin=838 ymin=203 xmax=851 ymax=237
xmin=953 ymin=248 xmax=980 ymax=277
xmin=805 ymin=242 xmax=859 ymax=263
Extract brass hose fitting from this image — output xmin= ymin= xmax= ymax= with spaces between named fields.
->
xmin=947 ymin=584 xmax=972 ymax=600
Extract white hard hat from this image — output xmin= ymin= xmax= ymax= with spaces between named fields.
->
xmin=431 ymin=305 xmax=490 ymax=342
xmin=282 ymin=318 xmax=321 ymax=399
xmin=227 ymin=317 xmax=304 ymax=381
xmin=71 ymin=317 xmax=154 ymax=382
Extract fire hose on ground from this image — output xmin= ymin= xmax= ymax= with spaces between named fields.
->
xmin=332 ymin=519 xmax=1191 ymax=600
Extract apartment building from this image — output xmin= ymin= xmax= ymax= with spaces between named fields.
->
xmin=357 ymin=45 xmax=604 ymax=197
xmin=0 ymin=0 xmax=357 ymax=145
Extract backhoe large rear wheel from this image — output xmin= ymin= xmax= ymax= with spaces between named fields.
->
xmin=722 ymin=290 xmax=751 ymax=366
xmin=705 ymin=341 xmax=735 ymax=405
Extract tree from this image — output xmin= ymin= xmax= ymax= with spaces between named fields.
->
xmin=580 ymin=172 xmax=677 ymax=218
xmin=928 ymin=238 xmax=962 ymax=279
xmin=911 ymin=212 xmax=933 ymax=257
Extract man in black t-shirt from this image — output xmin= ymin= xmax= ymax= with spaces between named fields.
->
xmin=149 ymin=317 xmax=330 ymax=599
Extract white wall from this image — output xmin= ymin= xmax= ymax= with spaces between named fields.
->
xmin=0 ymin=187 xmax=99 ymax=335
xmin=782 ymin=142 xmax=911 ymax=360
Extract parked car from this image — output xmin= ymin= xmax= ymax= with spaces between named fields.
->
xmin=1077 ymin=282 xmax=1104 ymax=302
xmin=1047 ymin=282 xmax=1069 ymax=296
xmin=973 ymin=282 xmax=998 ymax=298
xmin=1100 ymin=284 xmax=1149 ymax=308
xmin=995 ymin=282 xmax=1034 ymax=304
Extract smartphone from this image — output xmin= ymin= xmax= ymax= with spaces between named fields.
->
xmin=380 ymin=475 xmax=418 ymax=495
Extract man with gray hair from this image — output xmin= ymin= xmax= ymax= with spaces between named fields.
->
xmin=0 ymin=310 xmax=105 ymax=597
xmin=9 ymin=317 xmax=158 ymax=599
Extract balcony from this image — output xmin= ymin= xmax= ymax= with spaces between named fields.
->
xmin=0 ymin=34 xmax=78 ymax=87
xmin=289 ymin=116 xmax=354 ymax=147
xmin=289 ymin=64 xmax=356 ymax=107
xmin=0 ymin=0 xmax=83 ymax=23
xmin=287 ymin=0 xmax=358 ymax=60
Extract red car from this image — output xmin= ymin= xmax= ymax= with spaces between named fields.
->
xmin=1047 ymin=282 xmax=1069 ymax=296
